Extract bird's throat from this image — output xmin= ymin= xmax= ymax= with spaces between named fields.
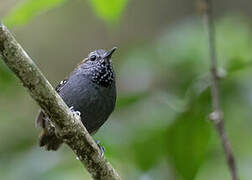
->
xmin=91 ymin=61 xmax=114 ymax=88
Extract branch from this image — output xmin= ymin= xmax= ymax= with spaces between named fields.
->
xmin=0 ymin=22 xmax=121 ymax=180
xmin=201 ymin=1 xmax=238 ymax=180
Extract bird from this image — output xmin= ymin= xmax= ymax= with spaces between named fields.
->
xmin=36 ymin=47 xmax=117 ymax=151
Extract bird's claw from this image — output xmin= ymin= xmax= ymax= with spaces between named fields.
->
xmin=70 ymin=106 xmax=81 ymax=117
xmin=96 ymin=140 xmax=105 ymax=157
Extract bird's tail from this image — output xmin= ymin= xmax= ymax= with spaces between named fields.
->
xmin=39 ymin=128 xmax=62 ymax=151
xmin=36 ymin=111 xmax=62 ymax=151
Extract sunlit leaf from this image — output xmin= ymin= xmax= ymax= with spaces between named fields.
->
xmin=88 ymin=0 xmax=128 ymax=23
xmin=4 ymin=0 xmax=68 ymax=27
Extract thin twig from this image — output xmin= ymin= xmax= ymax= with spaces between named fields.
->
xmin=0 ymin=22 xmax=121 ymax=180
xmin=202 ymin=0 xmax=238 ymax=180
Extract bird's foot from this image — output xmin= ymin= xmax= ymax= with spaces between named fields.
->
xmin=96 ymin=140 xmax=105 ymax=157
xmin=69 ymin=106 xmax=81 ymax=117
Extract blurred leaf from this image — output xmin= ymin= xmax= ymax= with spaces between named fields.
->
xmin=156 ymin=91 xmax=187 ymax=113
xmin=156 ymin=18 xmax=208 ymax=70
xmin=156 ymin=16 xmax=252 ymax=78
xmin=132 ymin=127 xmax=166 ymax=171
xmin=0 ymin=60 xmax=16 ymax=93
xmin=116 ymin=93 xmax=147 ymax=109
xmin=3 ymin=0 xmax=68 ymax=27
xmin=215 ymin=16 xmax=252 ymax=72
xmin=166 ymin=91 xmax=212 ymax=180
xmin=226 ymin=57 xmax=252 ymax=73
xmin=88 ymin=0 xmax=128 ymax=23
xmin=185 ymin=73 xmax=211 ymax=102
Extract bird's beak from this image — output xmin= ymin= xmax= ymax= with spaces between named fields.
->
xmin=104 ymin=47 xmax=117 ymax=59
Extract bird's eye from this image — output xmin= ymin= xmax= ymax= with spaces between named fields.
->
xmin=89 ymin=55 xmax=97 ymax=61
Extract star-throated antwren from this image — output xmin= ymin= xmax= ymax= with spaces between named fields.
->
xmin=36 ymin=47 xmax=117 ymax=151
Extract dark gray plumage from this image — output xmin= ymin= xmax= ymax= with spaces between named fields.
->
xmin=36 ymin=47 xmax=117 ymax=150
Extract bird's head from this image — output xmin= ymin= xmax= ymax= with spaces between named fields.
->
xmin=83 ymin=47 xmax=117 ymax=67
xmin=80 ymin=47 xmax=117 ymax=87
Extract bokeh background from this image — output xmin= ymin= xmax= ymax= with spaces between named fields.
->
xmin=0 ymin=0 xmax=252 ymax=179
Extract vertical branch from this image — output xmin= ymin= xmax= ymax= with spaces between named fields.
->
xmin=202 ymin=0 xmax=238 ymax=180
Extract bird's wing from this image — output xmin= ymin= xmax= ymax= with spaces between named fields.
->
xmin=36 ymin=78 xmax=69 ymax=128
xmin=55 ymin=78 xmax=68 ymax=92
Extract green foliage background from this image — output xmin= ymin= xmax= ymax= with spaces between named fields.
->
xmin=1 ymin=0 xmax=252 ymax=179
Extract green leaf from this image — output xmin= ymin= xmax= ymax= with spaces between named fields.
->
xmin=132 ymin=127 xmax=167 ymax=171
xmin=3 ymin=0 xmax=67 ymax=27
xmin=0 ymin=59 xmax=16 ymax=93
xmin=116 ymin=93 xmax=147 ymax=109
xmin=166 ymin=91 xmax=212 ymax=180
xmin=88 ymin=0 xmax=128 ymax=23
